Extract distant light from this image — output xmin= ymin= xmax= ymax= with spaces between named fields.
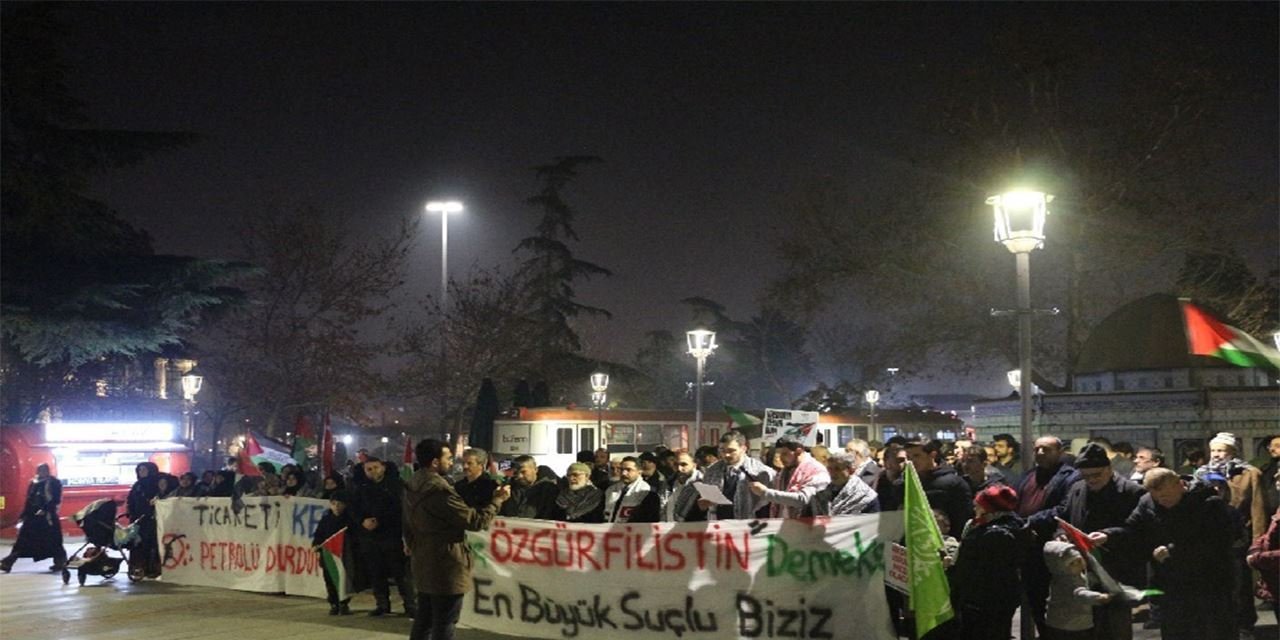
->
xmin=864 ymin=390 xmax=880 ymax=405
xmin=45 ymin=422 xmax=177 ymax=443
xmin=342 ymin=435 xmax=353 ymax=445
xmin=380 ymin=436 xmax=389 ymax=443
xmin=426 ymin=201 xmax=464 ymax=214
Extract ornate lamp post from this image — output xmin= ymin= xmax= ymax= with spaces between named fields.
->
xmin=686 ymin=329 xmax=717 ymax=450
xmin=180 ymin=367 xmax=204 ymax=444
xmin=590 ymin=372 xmax=609 ymax=436
xmin=989 ymin=190 xmax=1052 ymax=473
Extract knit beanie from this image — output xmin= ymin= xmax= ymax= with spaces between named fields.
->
xmin=974 ymin=484 xmax=1018 ymax=513
xmin=1209 ymin=432 xmax=1238 ymax=453
xmin=1074 ymin=443 xmax=1111 ymax=469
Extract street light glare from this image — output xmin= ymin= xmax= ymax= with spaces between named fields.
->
xmin=425 ymin=201 xmax=464 ymax=214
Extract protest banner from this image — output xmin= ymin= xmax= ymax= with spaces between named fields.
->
xmin=155 ymin=496 xmax=329 ymax=598
xmin=762 ymin=409 xmax=821 ymax=447
xmin=460 ymin=512 xmax=903 ymax=639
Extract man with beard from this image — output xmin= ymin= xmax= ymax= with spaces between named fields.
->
xmin=844 ymin=439 xmax=882 ymax=489
xmin=453 ymin=449 xmax=497 ymax=510
xmin=664 ymin=451 xmax=705 ymax=522
xmin=1096 ymin=469 xmax=1236 ymax=640
xmin=553 ymin=463 xmax=604 ymax=523
xmin=808 ymin=450 xmax=879 ymax=516
xmin=0 ymin=464 xmax=66 ymax=573
xmin=751 ymin=435 xmax=831 ymax=519
xmin=604 ymin=457 xmax=661 ymax=523
xmin=350 ymin=458 xmax=413 ymax=617
xmin=1016 ymin=436 xmax=1080 ymax=635
xmin=590 ymin=448 xmax=612 ymax=491
xmin=991 ymin=433 xmax=1023 ymax=486
xmin=1130 ymin=446 xmax=1165 ymax=483
xmin=695 ymin=431 xmax=777 ymax=521
xmin=499 ymin=456 xmax=559 ymax=520
xmin=1062 ymin=443 xmax=1146 ymax=640
xmin=902 ymin=439 xmax=972 ymax=537
xmin=1197 ymin=432 xmax=1268 ymax=639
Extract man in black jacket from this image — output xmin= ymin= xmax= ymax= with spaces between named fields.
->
xmin=1058 ymin=442 xmax=1146 ymax=639
xmin=499 ymin=455 xmax=559 ymax=519
xmin=1095 ymin=468 xmax=1236 ymax=640
xmin=904 ymin=439 xmax=973 ymax=538
xmin=453 ymin=448 xmax=497 ymax=510
xmin=1016 ymin=435 xmax=1080 ymax=635
xmin=350 ymin=458 xmax=413 ymax=617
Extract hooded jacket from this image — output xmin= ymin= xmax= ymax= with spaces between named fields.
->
xmin=402 ymin=468 xmax=500 ymax=595
xmin=1043 ymin=540 xmax=1110 ymax=631
xmin=951 ymin=511 xmax=1029 ymax=611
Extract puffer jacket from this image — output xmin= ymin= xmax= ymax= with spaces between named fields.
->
xmin=402 ymin=468 xmax=500 ymax=595
xmin=1043 ymin=540 xmax=1110 ymax=631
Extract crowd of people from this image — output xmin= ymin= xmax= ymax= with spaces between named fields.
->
xmin=2 ymin=430 xmax=1279 ymax=640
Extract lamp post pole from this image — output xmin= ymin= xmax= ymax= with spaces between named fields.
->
xmin=426 ymin=201 xmax=463 ymax=435
xmin=865 ymin=389 xmax=879 ymax=440
xmin=988 ymin=190 xmax=1052 ymax=474
xmin=686 ymin=330 xmax=717 ymax=451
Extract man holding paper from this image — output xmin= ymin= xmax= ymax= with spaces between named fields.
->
xmin=695 ymin=431 xmax=777 ymax=520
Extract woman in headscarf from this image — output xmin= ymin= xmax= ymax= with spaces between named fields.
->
xmin=207 ymin=470 xmax=235 ymax=498
xmin=553 ymin=463 xmax=604 ymax=523
xmin=320 ymin=471 xmax=345 ymax=500
xmin=0 ymin=464 xmax=67 ymax=573
xmin=126 ymin=462 xmax=162 ymax=578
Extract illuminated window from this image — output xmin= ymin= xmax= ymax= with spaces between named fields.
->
xmin=607 ymin=424 xmax=635 ymax=454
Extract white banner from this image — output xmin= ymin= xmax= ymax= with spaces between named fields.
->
xmin=762 ymin=409 xmax=821 ymax=447
xmin=155 ymin=496 xmax=330 ymax=598
xmin=461 ymin=512 xmax=903 ymax=639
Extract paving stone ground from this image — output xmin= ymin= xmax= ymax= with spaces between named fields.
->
xmin=0 ymin=539 xmax=1274 ymax=639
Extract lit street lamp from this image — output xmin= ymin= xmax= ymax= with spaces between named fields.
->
xmin=380 ymin=435 xmax=390 ymax=459
xmin=426 ymin=200 xmax=464 ymax=432
xmin=590 ymin=372 xmax=609 ymax=438
xmin=989 ymin=189 xmax=1052 ymax=473
xmin=864 ymin=389 xmax=879 ymax=439
xmin=180 ymin=367 xmax=204 ymax=444
xmin=686 ymin=329 xmax=717 ymax=450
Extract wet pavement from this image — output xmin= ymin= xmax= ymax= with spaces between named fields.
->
xmin=0 ymin=539 xmax=1274 ymax=639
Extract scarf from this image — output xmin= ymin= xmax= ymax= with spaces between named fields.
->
xmin=771 ymin=455 xmax=830 ymax=518
xmin=555 ymin=484 xmax=603 ymax=521
xmin=826 ymin=477 xmax=878 ymax=516
xmin=667 ymin=470 xmax=703 ymax=522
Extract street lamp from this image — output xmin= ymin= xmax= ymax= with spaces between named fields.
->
xmin=686 ymin=329 xmax=717 ymax=450
xmin=590 ymin=371 xmax=609 ymax=441
xmin=180 ymin=367 xmax=204 ymax=444
xmin=426 ymin=200 xmax=464 ymax=433
xmin=864 ymin=389 xmax=880 ymax=440
xmin=989 ymin=189 xmax=1052 ymax=473
xmin=380 ymin=435 xmax=390 ymax=459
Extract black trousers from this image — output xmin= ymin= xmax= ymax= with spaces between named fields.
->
xmin=958 ymin=605 xmax=1015 ymax=640
xmin=360 ymin=543 xmax=412 ymax=610
xmin=321 ymin=571 xmax=349 ymax=606
xmin=409 ymin=593 xmax=464 ymax=640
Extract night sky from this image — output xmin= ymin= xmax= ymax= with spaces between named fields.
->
xmin=57 ymin=3 xmax=1278 ymax=395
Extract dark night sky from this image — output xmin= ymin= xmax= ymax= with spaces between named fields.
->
xmin=57 ymin=3 xmax=1278 ymax=396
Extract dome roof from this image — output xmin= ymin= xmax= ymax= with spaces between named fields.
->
xmin=1074 ymin=293 xmax=1224 ymax=374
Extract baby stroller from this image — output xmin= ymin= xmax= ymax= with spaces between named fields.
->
xmin=64 ymin=499 xmax=141 ymax=586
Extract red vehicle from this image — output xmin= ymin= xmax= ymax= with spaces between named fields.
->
xmin=1 ymin=423 xmax=191 ymax=538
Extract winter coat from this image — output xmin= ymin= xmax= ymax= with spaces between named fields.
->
xmin=919 ymin=464 xmax=974 ymax=538
xmin=665 ymin=471 xmax=705 ymax=522
xmin=603 ymin=478 xmax=661 ymax=523
xmin=1102 ymin=483 xmax=1235 ymax=596
xmin=499 ymin=478 xmax=559 ymax=520
xmin=552 ymin=485 xmax=604 ymax=523
xmin=127 ymin=463 xmax=161 ymax=522
xmin=402 ymin=468 xmax=499 ymax=595
xmin=1017 ymin=462 xmax=1081 ymax=541
xmin=1247 ymin=508 xmax=1280 ymax=602
xmin=763 ymin=454 xmax=831 ymax=519
xmin=454 ymin=474 xmax=499 ymax=511
xmin=1057 ymin=472 xmax=1147 ymax=587
xmin=700 ymin=456 xmax=778 ymax=520
xmin=1043 ymin=540 xmax=1111 ymax=631
xmin=951 ymin=512 xmax=1029 ymax=611
xmin=855 ymin=459 xmax=882 ymax=490
xmin=349 ymin=470 xmax=407 ymax=579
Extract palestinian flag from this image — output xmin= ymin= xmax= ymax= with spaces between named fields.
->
xmin=237 ymin=442 xmax=262 ymax=477
xmin=1181 ymin=300 xmax=1280 ymax=370
xmin=723 ymin=404 xmax=762 ymax=430
xmin=1055 ymin=517 xmax=1122 ymax=594
xmin=246 ymin=430 xmax=296 ymax=472
xmin=291 ymin=414 xmax=317 ymax=466
xmin=400 ymin=437 xmax=415 ymax=482
xmin=318 ymin=527 xmax=350 ymax=601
